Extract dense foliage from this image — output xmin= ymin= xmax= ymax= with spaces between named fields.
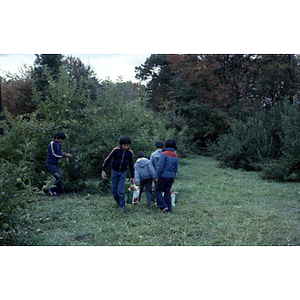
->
xmin=1 ymin=65 xmax=181 ymax=192
xmin=136 ymin=54 xmax=300 ymax=148
xmin=0 ymin=141 xmax=39 ymax=245
xmin=209 ymin=101 xmax=300 ymax=181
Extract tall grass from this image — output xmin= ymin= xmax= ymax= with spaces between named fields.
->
xmin=17 ymin=155 xmax=300 ymax=246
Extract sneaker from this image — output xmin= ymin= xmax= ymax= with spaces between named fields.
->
xmin=49 ymin=190 xmax=59 ymax=197
xmin=147 ymin=205 xmax=152 ymax=209
xmin=160 ymin=207 xmax=169 ymax=212
xmin=119 ymin=206 xmax=126 ymax=213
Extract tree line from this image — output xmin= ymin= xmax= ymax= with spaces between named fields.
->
xmin=135 ymin=54 xmax=300 ymax=148
xmin=3 ymin=54 xmax=300 ymax=149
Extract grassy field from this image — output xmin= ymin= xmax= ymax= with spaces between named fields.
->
xmin=21 ymin=155 xmax=300 ymax=246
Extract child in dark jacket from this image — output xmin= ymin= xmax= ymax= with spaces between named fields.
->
xmin=154 ymin=139 xmax=178 ymax=213
xmin=46 ymin=132 xmax=72 ymax=196
xmin=134 ymin=151 xmax=153 ymax=208
xmin=101 ymin=136 xmax=135 ymax=213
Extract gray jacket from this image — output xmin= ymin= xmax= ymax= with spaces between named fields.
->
xmin=149 ymin=149 xmax=162 ymax=179
xmin=134 ymin=158 xmax=152 ymax=183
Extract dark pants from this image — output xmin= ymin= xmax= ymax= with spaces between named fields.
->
xmin=154 ymin=177 xmax=174 ymax=212
xmin=138 ymin=177 xmax=153 ymax=206
xmin=46 ymin=162 xmax=63 ymax=195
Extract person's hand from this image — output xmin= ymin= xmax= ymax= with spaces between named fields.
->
xmin=131 ymin=178 xmax=135 ymax=184
xmin=135 ymin=182 xmax=140 ymax=186
xmin=102 ymin=171 xmax=107 ymax=179
xmin=65 ymin=153 xmax=72 ymax=158
xmin=154 ymin=178 xmax=158 ymax=182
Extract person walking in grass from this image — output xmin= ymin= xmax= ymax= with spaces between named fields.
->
xmin=149 ymin=141 xmax=164 ymax=179
xmin=149 ymin=141 xmax=164 ymax=203
xmin=154 ymin=139 xmax=178 ymax=213
xmin=46 ymin=132 xmax=72 ymax=197
xmin=101 ymin=136 xmax=135 ymax=213
xmin=134 ymin=151 xmax=153 ymax=208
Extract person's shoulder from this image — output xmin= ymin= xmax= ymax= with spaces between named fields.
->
xmin=163 ymin=149 xmax=178 ymax=158
xmin=151 ymin=149 xmax=161 ymax=156
xmin=112 ymin=146 xmax=120 ymax=151
xmin=127 ymin=148 xmax=134 ymax=154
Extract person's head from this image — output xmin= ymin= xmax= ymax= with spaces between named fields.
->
xmin=164 ymin=139 xmax=176 ymax=149
xmin=54 ymin=132 xmax=66 ymax=143
xmin=155 ymin=141 xmax=164 ymax=149
xmin=120 ymin=136 xmax=131 ymax=151
xmin=137 ymin=151 xmax=146 ymax=159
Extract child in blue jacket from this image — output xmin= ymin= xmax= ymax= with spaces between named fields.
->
xmin=154 ymin=139 xmax=178 ymax=213
xmin=134 ymin=151 xmax=153 ymax=208
xmin=102 ymin=136 xmax=135 ymax=212
xmin=46 ymin=132 xmax=72 ymax=196
xmin=149 ymin=141 xmax=164 ymax=179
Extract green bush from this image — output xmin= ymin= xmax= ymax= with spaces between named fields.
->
xmin=261 ymin=101 xmax=300 ymax=181
xmin=210 ymin=100 xmax=300 ymax=181
xmin=210 ymin=114 xmax=278 ymax=170
xmin=0 ymin=141 xmax=38 ymax=245
xmin=209 ymin=102 xmax=284 ymax=170
xmin=1 ymin=70 xmax=184 ymax=194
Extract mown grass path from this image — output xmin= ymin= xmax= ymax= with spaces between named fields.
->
xmin=28 ymin=155 xmax=300 ymax=245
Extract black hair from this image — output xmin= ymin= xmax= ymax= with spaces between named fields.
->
xmin=137 ymin=151 xmax=146 ymax=158
xmin=120 ymin=136 xmax=131 ymax=145
xmin=155 ymin=141 xmax=164 ymax=149
xmin=54 ymin=132 xmax=66 ymax=140
xmin=165 ymin=139 xmax=176 ymax=149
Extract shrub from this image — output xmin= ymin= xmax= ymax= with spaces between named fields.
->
xmin=210 ymin=100 xmax=300 ymax=182
xmin=210 ymin=115 xmax=277 ymax=170
xmin=261 ymin=101 xmax=300 ymax=181
xmin=0 ymin=141 xmax=38 ymax=245
xmin=209 ymin=103 xmax=283 ymax=170
xmin=1 ymin=71 xmax=183 ymax=194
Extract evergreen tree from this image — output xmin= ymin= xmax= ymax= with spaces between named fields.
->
xmin=135 ymin=54 xmax=175 ymax=112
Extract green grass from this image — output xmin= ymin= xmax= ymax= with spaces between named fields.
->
xmin=20 ymin=155 xmax=300 ymax=245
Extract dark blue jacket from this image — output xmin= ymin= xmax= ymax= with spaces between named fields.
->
xmin=46 ymin=139 xmax=66 ymax=165
xmin=102 ymin=146 xmax=134 ymax=178
xmin=156 ymin=148 xmax=178 ymax=179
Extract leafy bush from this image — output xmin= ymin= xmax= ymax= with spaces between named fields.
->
xmin=1 ymin=69 xmax=184 ymax=194
xmin=209 ymin=102 xmax=284 ymax=170
xmin=0 ymin=141 xmax=38 ymax=245
xmin=210 ymin=100 xmax=300 ymax=181
xmin=261 ymin=101 xmax=300 ymax=181
xmin=210 ymin=115 xmax=278 ymax=170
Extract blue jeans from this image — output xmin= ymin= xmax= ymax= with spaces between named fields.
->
xmin=46 ymin=162 xmax=63 ymax=195
xmin=154 ymin=177 xmax=174 ymax=212
xmin=111 ymin=169 xmax=127 ymax=208
xmin=138 ymin=177 xmax=153 ymax=206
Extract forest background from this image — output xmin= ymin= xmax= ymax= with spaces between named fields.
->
xmin=1 ymin=54 xmax=300 ymax=298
